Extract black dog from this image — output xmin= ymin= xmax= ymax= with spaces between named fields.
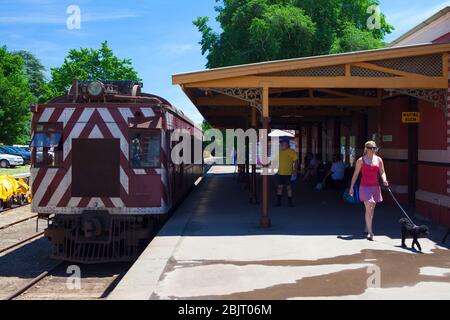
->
xmin=400 ymin=218 xmax=429 ymax=252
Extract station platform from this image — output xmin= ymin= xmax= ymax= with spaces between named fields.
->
xmin=109 ymin=166 xmax=450 ymax=300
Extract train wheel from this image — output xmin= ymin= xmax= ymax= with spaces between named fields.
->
xmin=6 ymin=197 xmax=14 ymax=209
xmin=0 ymin=200 xmax=4 ymax=212
xmin=18 ymin=194 xmax=26 ymax=206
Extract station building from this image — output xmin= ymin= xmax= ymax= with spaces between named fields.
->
xmin=173 ymin=7 xmax=450 ymax=228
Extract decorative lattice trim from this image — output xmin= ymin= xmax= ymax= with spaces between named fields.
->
xmin=261 ymin=65 xmax=345 ymax=77
xmin=351 ymin=66 xmax=396 ymax=78
xmin=372 ymin=54 xmax=443 ymax=77
xmin=386 ymin=88 xmax=448 ymax=114
xmin=203 ymin=88 xmax=262 ymax=112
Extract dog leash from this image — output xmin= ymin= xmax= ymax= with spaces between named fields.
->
xmin=386 ymin=187 xmax=417 ymax=227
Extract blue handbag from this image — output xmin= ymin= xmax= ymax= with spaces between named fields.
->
xmin=343 ymin=184 xmax=360 ymax=204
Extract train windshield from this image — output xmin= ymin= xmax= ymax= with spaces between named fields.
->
xmin=129 ymin=130 xmax=161 ymax=168
xmin=31 ymin=127 xmax=63 ymax=168
xmin=31 ymin=132 xmax=61 ymax=148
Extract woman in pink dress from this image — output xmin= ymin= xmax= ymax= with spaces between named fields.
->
xmin=350 ymin=141 xmax=389 ymax=241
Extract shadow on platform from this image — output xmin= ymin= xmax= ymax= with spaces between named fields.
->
xmin=163 ymin=165 xmax=449 ymax=247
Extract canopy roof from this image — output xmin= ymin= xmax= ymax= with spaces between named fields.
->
xmin=173 ymin=42 xmax=450 ymax=128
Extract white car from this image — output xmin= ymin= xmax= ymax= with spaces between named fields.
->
xmin=0 ymin=154 xmax=24 ymax=168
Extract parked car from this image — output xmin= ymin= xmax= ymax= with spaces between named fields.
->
xmin=14 ymin=145 xmax=31 ymax=152
xmin=0 ymin=146 xmax=31 ymax=164
xmin=0 ymin=153 xmax=24 ymax=168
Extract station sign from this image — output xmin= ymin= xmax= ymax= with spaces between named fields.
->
xmin=402 ymin=112 xmax=420 ymax=123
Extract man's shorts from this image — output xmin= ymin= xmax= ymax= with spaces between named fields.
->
xmin=276 ymin=174 xmax=292 ymax=186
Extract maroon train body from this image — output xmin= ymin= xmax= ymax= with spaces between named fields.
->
xmin=30 ymin=81 xmax=203 ymax=263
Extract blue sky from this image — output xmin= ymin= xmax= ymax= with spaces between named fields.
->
xmin=1 ymin=0 xmax=449 ymax=124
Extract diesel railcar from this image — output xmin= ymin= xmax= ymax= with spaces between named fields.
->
xmin=30 ymin=80 xmax=203 ymax=263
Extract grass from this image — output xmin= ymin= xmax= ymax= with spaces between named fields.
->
xmin=0 ymin=165 xmax=31 ymax=176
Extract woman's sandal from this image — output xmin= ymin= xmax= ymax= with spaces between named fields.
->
xmin=366 ymin=234 xmax=374 ymax=241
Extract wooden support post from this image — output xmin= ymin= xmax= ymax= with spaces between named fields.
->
xmin=307 ymin=126 xmax=312 ymax=155
xmin=251 ymin=108 xmax=258 ymax=204
xmin=261 ymin=86 xmax=271 ymax=228
xmin=295 ymin=130 xmax=301 ymax=173
xmin=245 ymin=136 xmax=250 ymax=190
xmin=251 ymin=164 xmax=258 ymax=204
xmin=408 ymin=97 xmax=418 ymax=205
xmin=317 ymin=123 xmax=323 ymax=156
xmin=334 ymin=118 xmax=341 ymax=159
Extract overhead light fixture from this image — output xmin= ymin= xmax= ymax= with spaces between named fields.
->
xmin=87 ymin=81 xmax=104 ymax=97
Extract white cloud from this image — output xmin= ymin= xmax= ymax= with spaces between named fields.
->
xmin=0 ymin=11 xmax=138 ymax=24
xmin=83 ymin=12 xmax=138 ymax=22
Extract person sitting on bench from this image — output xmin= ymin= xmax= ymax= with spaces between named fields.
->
xmin=322 ymin=154 xmax=345 ymax=189
xmin=303 ymin=154 xmax=321 ymax=182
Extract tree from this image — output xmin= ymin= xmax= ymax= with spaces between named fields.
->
xmin=201 ymin=120 xmax=212 ymax=132
xmin=13 ymin=50 xmax=46 ymax=102
xmin=194 ymin=0 xmax=394 ymax=68
xmin=0 ymin=46 xmax=34 ymax=145
xmin=47 ymin=41 xmax=141 ymax=100
xmin=330 ymin=23 xmax=385 ymax=53
xmin=249 ymin=4 xmax=316 ymax=61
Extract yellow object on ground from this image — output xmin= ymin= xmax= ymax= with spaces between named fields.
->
xmin=0 ymin=175 xmax=31 ymax=210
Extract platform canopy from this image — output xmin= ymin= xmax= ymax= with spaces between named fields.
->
xmin=173 ymin=42 xmax=450 ymax=228
xmin=173 ymin=42 xmax=450 ymax=129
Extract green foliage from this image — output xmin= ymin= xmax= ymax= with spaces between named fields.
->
xmin=47 ymin=41 xmax=141 ymax=100
xmin=330 ymin=23 xmax=385 ymax=53
xmin=0 ymin=46 xmax=34 ymax=145
xmin=0 ymin=41 xmax=141 ymax=145
xmin=249 ymin=4 xmax=316 ymax=61
xmin=201 ymin=120 xmax=212 ymax=132
xmin=13 ymin=50 xmax=46 ymax=102
xmin=194 ymin=0 xmax=394 ymax=68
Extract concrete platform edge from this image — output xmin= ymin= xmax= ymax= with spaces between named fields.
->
xmin=107 ymin=204 xmax=195 ymax=300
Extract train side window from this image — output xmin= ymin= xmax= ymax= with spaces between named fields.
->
xmin=129 ymin=129 xmax=161 ymax=168
xmin=31 ymin=123 xmax=63 ymax=168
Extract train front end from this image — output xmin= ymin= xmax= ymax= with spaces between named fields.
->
xmin=30 ymin=81 xmax=171 ymax=263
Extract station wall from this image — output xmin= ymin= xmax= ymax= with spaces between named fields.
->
xmin=373 ymin=80 xmax=450 ymax=227
xmin=415 ymin=56 xmax=450 ymax=227
xmin=297 ymin=83 xmax=449 ymax=228
xmin=374 ymin=96 xmax=410 ymax=204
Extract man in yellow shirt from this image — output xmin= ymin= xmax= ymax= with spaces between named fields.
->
xmin=276 ymin=138 xmax=299 ymax=207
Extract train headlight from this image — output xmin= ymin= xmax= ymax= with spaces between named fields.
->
xmin=87 ymin=81 xmax=104 ymax=97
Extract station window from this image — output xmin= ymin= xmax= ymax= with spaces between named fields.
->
xmin=31 ymin=123 xmax=63 ymax=168
xmin=129 ymin=129 xmax=161 ymax=168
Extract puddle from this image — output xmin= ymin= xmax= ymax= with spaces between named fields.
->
xmin=154 ymin=248 xmax=450 ymax=299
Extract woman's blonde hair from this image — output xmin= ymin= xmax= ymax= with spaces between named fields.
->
xmin=364 ymin=141 xmax=378 ymax=155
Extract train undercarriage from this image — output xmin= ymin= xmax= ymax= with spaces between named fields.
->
xmin=45 ymin=212 xmax=166 ymax=263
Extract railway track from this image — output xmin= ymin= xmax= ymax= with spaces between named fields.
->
xmin=0 ymin=204 xmax=44 ymax=255
xmin=0 ymin=203 xmax=31 ymax=214
xmin=0 ymin=204 xmax=136 ymax=300
xmin=0 ymin=231 xmax=45 ymax=255
xmin=4 ymin=261 xmax=132 ymax=300
xmin=3 ymin=262 xmax=64 ymax=300
xmin=0 ymin=213 xmax=38 ymax=231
